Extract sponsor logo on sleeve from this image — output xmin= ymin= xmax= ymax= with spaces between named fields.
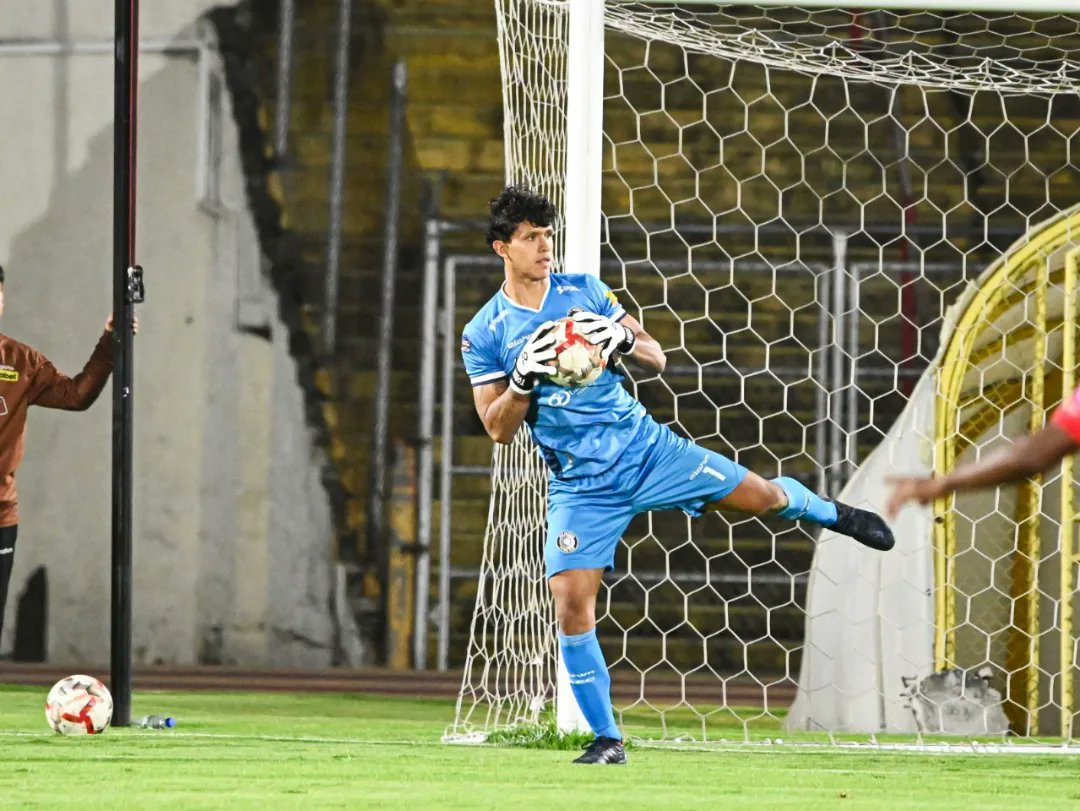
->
xmin=605 ymin=290 xmax=619 ymax=306
xmin=556 ymin=531 xmax=579 ymax=553
xmin=488 ymin=310 xmax=512 ymax=331
xmin=460 ymin=336 xmax=472 ymax=353
xmin=0 ymin=368 xmax=19 ymax=382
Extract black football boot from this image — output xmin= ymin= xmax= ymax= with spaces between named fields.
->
xmin=830 ymin=501 xmax=896 ymax=551
xmin=572 ymin=736 xmax=628 ymax=765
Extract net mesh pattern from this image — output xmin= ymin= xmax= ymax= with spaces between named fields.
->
xmin=448 ymin=1 xmax=1080 ymax=743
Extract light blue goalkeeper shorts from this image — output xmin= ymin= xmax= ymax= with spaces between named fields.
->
xmin=544 ymin=418 xmax=748 ymax=578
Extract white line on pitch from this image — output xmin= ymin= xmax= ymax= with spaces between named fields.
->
xmin=0 ymin=730 xmax=430 ymax=746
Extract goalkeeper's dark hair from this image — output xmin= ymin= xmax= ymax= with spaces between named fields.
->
xmin=485 ymin=186 xmax=557 ymax=247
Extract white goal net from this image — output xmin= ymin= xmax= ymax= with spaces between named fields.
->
xmin=449 ymin=1 xmax=1080 ymax=745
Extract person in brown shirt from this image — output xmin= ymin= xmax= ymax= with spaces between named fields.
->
xmin=0 ymin=264 xmax=133 ymax=649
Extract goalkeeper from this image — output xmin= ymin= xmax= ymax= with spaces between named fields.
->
xmin=462 ymin=186 xmax=894 ymax=765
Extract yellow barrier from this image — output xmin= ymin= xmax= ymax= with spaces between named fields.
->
xmin=1007 ymin=253 xmax=1046 ymax=735
xmin=1060 ymin=248 xmax=1078 ymax=738
xmin=933 ymin=205 xmax=1080 ymax=735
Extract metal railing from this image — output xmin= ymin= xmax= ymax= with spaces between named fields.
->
xmin=323 ymin=0 xmax=353 ymax=356
xmin=418 ymin=221 xmax=980 ymax=670
xmin=273 ymin=0 xmax=295 ymax=161
xmin=368 ymin=61 xmax=409 ymax=596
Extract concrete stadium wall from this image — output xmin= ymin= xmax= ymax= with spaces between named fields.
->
xmin=0 ymin=2 xmax=336 ymax=667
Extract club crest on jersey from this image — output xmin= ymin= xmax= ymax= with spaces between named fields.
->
xmin=556 ymin=531 xmax=579 ymax=553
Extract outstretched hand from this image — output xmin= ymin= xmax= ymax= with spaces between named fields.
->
xmin=105 ymin=314 xmax=140 ymax=335
xmin=884 ymin=475 xmax=945 ymax=520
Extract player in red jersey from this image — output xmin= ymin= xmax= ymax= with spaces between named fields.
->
xmin=885 ymin=387 xmax=1080 ymax=519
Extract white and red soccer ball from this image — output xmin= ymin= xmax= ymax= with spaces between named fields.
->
xmin=548 ymin=317 xmax=606 ymax=388
xmin=45 ymin=674 xmax=113 ymax=735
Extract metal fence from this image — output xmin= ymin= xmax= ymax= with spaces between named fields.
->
xmin=417 ymin=220 xmax=981 ymax=670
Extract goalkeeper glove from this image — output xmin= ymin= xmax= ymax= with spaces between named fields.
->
xmin=509 ymin=321 xmax=558 ymax=395
xmin=571 ymin=311 xmax=636 ymax=362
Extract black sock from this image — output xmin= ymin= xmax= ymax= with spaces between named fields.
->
xmin=0 ymin=525 xmax=18 ymax=650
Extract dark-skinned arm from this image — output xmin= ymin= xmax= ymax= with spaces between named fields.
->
xmin=885 ymin=423 xmax=1079 ymax=519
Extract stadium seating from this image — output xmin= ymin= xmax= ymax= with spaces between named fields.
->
xmin=243 ymin=0 xmax=1080 ymax=677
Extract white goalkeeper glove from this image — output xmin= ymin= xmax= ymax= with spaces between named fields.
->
xmin=571 ymin=311 xmax=636 ymax=362
xmin=509 ymin=321 xmax=558 ymax=395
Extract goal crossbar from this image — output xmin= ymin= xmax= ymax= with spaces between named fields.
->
xmin=637 ymin=1 xmax=1080 ymax=13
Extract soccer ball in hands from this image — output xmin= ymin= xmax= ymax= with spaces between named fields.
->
xmin=548 ymin=317 xmax=606 ymax=387
xmin=45 ymin=674 xmax=114 ymax=735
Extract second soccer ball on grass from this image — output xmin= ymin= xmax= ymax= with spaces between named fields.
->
xmin=45 ymin=674 xmax=113 ymax=735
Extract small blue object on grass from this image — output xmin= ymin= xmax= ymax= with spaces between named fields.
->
xmin=135 ymin=715 xmax=176 ymax=730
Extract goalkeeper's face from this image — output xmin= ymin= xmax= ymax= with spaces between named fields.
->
xmin=497 ymin=221 xmax=554 ymax=282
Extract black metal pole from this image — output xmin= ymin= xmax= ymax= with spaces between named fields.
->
xmin=111 ymin=0 xmax=139 ymax=728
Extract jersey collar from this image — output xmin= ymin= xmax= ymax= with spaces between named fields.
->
xmin=498 ymin=279 xmax=551 ymax=313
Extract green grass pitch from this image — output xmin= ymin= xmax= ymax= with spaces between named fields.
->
xmin=2 ymin=685 xmax=1079 ymax=809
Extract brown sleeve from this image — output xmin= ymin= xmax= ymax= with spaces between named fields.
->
xmin=29 ymin=332 xmax=115 ymax=411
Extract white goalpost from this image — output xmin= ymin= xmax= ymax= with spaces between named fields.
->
xmin=449 ymin=0 xmax=1080 ymax=747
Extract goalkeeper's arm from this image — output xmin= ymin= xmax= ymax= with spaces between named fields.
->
xmin=473 ymin=379 xmax=529 ymax=444
xmin=616 ymin=313 xmax=665 ymax=372
xmin=472 ymin=322 xmax=556 ymax=444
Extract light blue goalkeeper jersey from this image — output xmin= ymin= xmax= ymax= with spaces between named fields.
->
xmin=461 ymin=273 xmax=648 ymax=480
